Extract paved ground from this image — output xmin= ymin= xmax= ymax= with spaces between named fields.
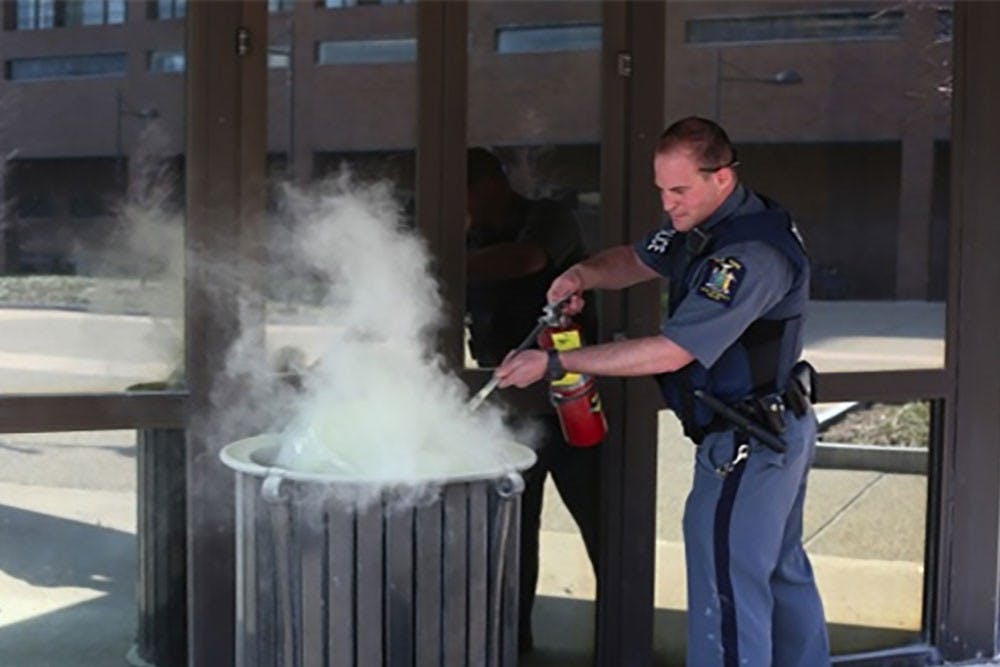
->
xmin=0 ymin=300 xmax=975 ymax=666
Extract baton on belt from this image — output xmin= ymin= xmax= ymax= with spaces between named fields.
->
xmin=693 ymin=389 xmax=787 ymax=454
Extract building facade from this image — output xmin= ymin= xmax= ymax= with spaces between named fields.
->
xmin=1 ymin=0 xmax=951 ymax=299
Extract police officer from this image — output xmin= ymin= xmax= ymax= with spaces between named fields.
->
xmin=465 ymin=147 xmax=601 ymax=654
xmin=495 ymin=118 xmax=830 ymax=666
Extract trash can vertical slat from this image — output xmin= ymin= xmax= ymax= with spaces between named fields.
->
xmin=327 ymin=502 xmax=355 ymax=667
xmin=299 ymin=502 xmax=326 ymax=667
xmin=414 ymin=500 xmax=443 ymax=667
xmin=255 ymin=483 xmax=278 ymax=667
xmin=236 ymin=474 xmax=258 ymax=667
xmin=270 ymin=496 xmax=299 ymax=667
xmin=385 ymin=505 xmax=415 ymax=666
xmin=442 ymin=484 xmax=469 ymax=666
xmin=501 ymin=496 xmax=521 ymax=667
xmin=355 ymin=501 xmax=384 ymax=667
xmin=467 ymin=482 xmax=489 ymax=666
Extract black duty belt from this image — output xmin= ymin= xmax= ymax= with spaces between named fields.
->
xmin=693 ymin=361 xmax=816 ymax=454
xmin=695 ymin=390 xmax=788 ymax=453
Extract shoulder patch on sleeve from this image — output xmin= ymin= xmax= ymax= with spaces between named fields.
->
xmin=696 ymin=257 xmax=745 ymax=306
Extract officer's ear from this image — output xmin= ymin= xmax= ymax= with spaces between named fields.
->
xmin=713 ymin=165 xmax=736 ymax=190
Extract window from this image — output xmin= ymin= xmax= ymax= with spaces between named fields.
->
xmin=936 ymin=8 xmax=953 ymax=42
xmin=316 ymin=38 xmax=416 ymax=65
xmin=323 ymin=0 xmax=411 ymax=8
xmin=13 ymin=0 xmax=125 ymax=29
xmin=149 ymin=0 xmax=185 ymax=21
xmin=266 ymin=47 xmax=290 ymax=69
xmin=148 ymin=49 xmax=288 ymax=73
xmin=65 ymin=0 xmax=125 ymax=26
xmin=686 ymin=8 xmax=904 ymax=45
xmin=268 ymin=0 xmax=293 ymax=12
xmin=148 ymin=50 xmax=184 ymax=74
xmin=15 ymin=0 xmax=55 ymax=29
xmin=495 ymin=24 xmax=602 ymax=54
xmin=6 ymin=53 xmax=127 ymax=81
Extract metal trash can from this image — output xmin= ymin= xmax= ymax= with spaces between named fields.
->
xmin=133 ymin=427 xmax=187 ymax=667
xmin=221 ymin=434 xmax=535 ymax=667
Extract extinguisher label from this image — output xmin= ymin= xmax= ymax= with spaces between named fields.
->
xmin=550 ymin=330 xmax=583 ymax=386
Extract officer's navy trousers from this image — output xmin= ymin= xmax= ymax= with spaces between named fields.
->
xmin=683 ymin=410 xmax=830 ymax=667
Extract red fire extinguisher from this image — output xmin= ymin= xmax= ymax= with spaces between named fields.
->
xmin=538 ymin=319 xmax=608 ymax=447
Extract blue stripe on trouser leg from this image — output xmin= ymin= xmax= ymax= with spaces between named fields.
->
xmin=684 ymin=414 xmax=830 ymax=667
xmin=714 ymin=448 xmax=748 ymax=667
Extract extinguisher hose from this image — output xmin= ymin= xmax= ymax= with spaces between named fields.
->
xmin=467 ymin=296 xmax=573 ymax=411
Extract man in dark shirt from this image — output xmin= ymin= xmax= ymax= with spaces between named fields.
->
xmin=465 ymin=147 xmax=601 ymax=654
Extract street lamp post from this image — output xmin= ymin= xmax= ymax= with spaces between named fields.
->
xmin=714 ymin=50 xmax=803 ymax=121
xmin=115 ymin=89 xmax=160 ymax=192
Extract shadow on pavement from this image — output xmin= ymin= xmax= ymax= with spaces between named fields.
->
xmin=0 ymin=595 xmax=136 ymax=667
xmin=0 ymin=438 xmax=135 ymax=460
xmin=0 ymin=504 xmax=136 ymax=666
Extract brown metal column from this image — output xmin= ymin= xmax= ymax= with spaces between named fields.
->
xmin=894 ymin=3 xmax=939 ymax=300
xmin=416 ymin=0 xmax=467 ymax=369
xmin=185 ymin=2 xmax=267 ymax=665
xmin=289 ymin=0 xmax=316 ymax=183
xmin=935 ymin=1 xmax=1000 ymax=660
xmin=597 ymin=2 xmax=664 ymax=664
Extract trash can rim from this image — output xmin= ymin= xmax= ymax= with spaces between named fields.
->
xmin=219 ymin=433 xmax=537 ymax=486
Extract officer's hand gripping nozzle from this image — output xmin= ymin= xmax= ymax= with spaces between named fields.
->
xmin=467 ymin=296 xmax=573 ymax=412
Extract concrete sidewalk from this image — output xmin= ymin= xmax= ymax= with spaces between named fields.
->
xmin=533 ymin=409 xmax=933 ymax=664
xmin=0 ymin=300 xmax=971 ymax=665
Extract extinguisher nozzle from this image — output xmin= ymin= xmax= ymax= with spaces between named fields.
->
xmin=468 ymin=375 xmax=500 ymax=411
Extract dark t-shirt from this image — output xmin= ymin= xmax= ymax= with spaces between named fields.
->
xmin=466 ymin=194 xmax=590 ymax=366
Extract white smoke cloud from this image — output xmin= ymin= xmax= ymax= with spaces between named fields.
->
xmin=217 ymin=172 xmax=536 ymax=507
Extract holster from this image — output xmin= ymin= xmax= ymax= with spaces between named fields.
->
xmin=785 ymin=360 xmax=817 ymax=417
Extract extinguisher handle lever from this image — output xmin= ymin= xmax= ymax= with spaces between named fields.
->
xmin=541 ymin=295 xmax=572 ymax=327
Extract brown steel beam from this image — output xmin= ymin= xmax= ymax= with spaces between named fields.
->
xmin=416 ymin=0 xmax=467 ymax=370
xmin=0 ymin=392 xmax=186 ymax=433
xmin=597 ymin=2 xmax=664 ymax=665
xmin=933 ymin=1 xmax=1000 ymax=660
xmin=815 ymin=369 xmax=948 ymax=403
xmin=185 ymin=2 xmax=268 ymax=665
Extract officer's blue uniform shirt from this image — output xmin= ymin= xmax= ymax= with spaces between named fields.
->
xmin=633 ymin=184 xmax=800 ymax=368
